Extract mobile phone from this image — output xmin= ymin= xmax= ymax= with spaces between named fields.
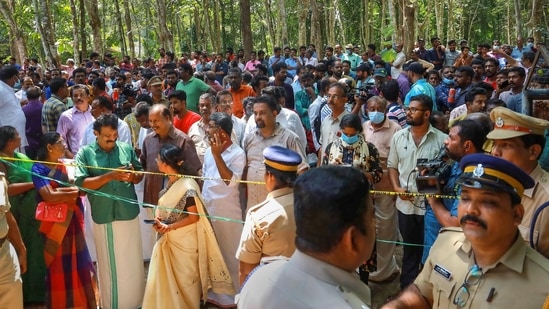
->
xmin=144 ymin=219 xmax=156 ymax=224
xmin=501 ymin=80 xmax=509 ymax=88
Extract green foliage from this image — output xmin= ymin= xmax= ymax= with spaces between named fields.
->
xmin=0 ymin=0 xmax=546 ymax=62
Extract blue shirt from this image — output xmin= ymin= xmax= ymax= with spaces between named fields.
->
xmin=422 ymin=161 xmax=461 ymax=263
xmin=404 ymin=79 xmax=437 ymax=111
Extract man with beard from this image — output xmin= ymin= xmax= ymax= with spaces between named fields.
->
xmin=112 ymin=73 xmax=136 ymax=120
xmin=422 ymin=119 xmax=486 ymax=264
xmin=471 ymin=59 xmax=484 ymax=83
xmin=482 ymin=58 xmax=498 ymax=90
xmin=269 ymin=63 xmax=295 ymax=109
xmin=383 ymin=154 xmax=549 ymax=309
xmin=449 ymin=87 xmax=488 ymax=126
xmin=168 ymin=90 xmax=201 ymax=134
xmin=242 ymin=95 xmax=307 ymax=210
xmin=404 ymin=63 xmax=437 ymax=110
xmin=331 ymin=59 xmax=344 ymax=80
xmin=498 ymin=67 xmax=525 ymax=112
xmin=444 ymin=40 xmax=460 ymax=67
xmin=452 ymin=66 xmax=474 ymax=109
xmin=188 ymin=93 xmax=214 ymax=163
xmin=163 ymin=69 xmax=179 ymax=97
xmin=387 ymin=94 xmax=447 ymax=289
xmin=228 ymin=68 xmax=256 ymax=118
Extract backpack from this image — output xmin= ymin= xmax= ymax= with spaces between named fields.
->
xmin=313 ymin=99 xmax=328 ymax=142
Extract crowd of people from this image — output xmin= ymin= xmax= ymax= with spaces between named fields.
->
xmin=0 ymin=35 xmax=548 ymax=309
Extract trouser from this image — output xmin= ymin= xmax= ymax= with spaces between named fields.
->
xmin=369 ymin=194 xmax=399 ymax=281
xmin=398 ymin=210 xmax=424 ymax=289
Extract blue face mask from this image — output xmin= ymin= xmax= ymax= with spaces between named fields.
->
xmin=346 ymin=49 xmax=352 ymax=54
xmin=442 ymin=77 xmax=455 ymax=85
xmin=368 ymin=111 xmax=385 ymax=124
xmin=341 ymin=133 xmax=359 ymax=145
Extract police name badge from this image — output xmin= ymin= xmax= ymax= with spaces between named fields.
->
xmin=434 ymin=264 xmax=452 ymax=281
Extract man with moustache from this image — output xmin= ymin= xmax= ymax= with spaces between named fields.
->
xmin=75 ymin=114 xmax=145 ymax=309
xmin=169 ymin=90 xmax=201 ymax=134
xmin=383 ymin=154 xmax=549 ymax=309
xmin=387 ymin=94 xmax=447 ymax=289
xmin=202 ymin=112 xmax=246 ymax=307
xmin=488 ymin=107 xmax=549 ymax=259
xmin=188 ymin=93 xmax=214 ymax=163
xmin=140 ymin=104 xmax=201 ymax=206
xmin=57 ymin=84 xmax=95 ymax=158
xmin=422 ymin=119 xmax=486 ymax=264
xmin=242 ymin=95 xmax=307 ymax=210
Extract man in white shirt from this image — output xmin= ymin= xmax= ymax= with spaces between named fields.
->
xmin=80 ymin=96 xmax=131 ymax=147
xmin=202 ymin=112 xmax=246 ymax=307
xmin=0 ymin=66 xmax=28 ymax=149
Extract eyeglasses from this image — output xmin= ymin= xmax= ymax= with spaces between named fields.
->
xmin=453 ymin=264 xmax=483 ymax=307
xmin=405 ymin=107 xmax=427 ymax=113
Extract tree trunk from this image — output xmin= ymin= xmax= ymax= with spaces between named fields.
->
xmin=32 ymin=0 xmax=59 ymax=67
xmin=0 ymin=0 xmax=28 ymax=63
xmin=310 ymin=0 xmax=323 ymax=58
xmin=263 ymin=0 xmax=276 ymax=49
xmin=113 ymin=0 xmax=127 ymax=56
xmin=123 ymin=0 xmax=135 ymax=57
xmin=240 ymin=0 xmax=253 ymax=59
xmin=194 ymin=7 xmax=202 ymax=50
xmin=513 ymin=0 xmax=522 ymax=38
xmin=525 ymin=0 xmax=543 ymax=43
xmin=155 ymin=0 xmax=174 ymax=51
xmin=278 ymin=0 xmax=288 ymax=47
xmin=298 ymin=1 xmax=309 ymax=46
xmin=69 ymin=0 xmax=80 ymax=64
xmin=79 ymin=0 xmax=87 ymax=63
xmin=85 ymin=0 xmax=103 ymax=54
xmin=402 ymin=0 xmax=415 ymax=55
xmin=213 ymin=0 xmax=222 ymax=52
xmin=388 ymin=0 xmax=398 ymax=44
xmin=434 ymin=0 xmax=443 ymax=39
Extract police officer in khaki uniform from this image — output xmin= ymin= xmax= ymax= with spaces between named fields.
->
xmin=488 ymin=106 xmax=549 ymax=258
xmin=383 ymin=154 xmax=549 ymax=309
xmin=0 ymin=172 xmax=25 ymax=309
xmin=236 ymin=145 xmax=301 ymax=285
xmin=238 ymin=166 xmax=374 ymax=309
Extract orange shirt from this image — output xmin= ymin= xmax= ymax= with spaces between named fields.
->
xmin=230 ymin=85 xmax=256 ymax=118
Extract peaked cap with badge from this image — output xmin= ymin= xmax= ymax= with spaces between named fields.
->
xmin=487 ymin=107 xmax=549 ymax=140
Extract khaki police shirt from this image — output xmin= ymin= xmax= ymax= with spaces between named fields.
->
xmin=238 ymin=250 xmax=371 ymax=309
xmin=415 ymin=228 xmax=549 ymax=309
xmin=236 ymin=187 xmax=296 ymax=264
xmin=520 ymin=164 xmax=549 ymax=259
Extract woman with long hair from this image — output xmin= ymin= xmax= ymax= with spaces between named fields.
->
xmin=0 ymin=126 xmax=46 ymax=307
xmin=31 ymin=132 xmax=97 ymax=308
xmin=143 ymin=143 xmax=234 ymax=308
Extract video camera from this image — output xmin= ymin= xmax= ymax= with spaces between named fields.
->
xmin=415 ymin=147 xmax=452 ymax=194
xmin=351 ymin=82 xmax=375 ymax=102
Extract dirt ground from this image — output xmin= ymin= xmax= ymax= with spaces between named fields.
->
xmin=146 ymin=244 xmax=403 ymax=309
xmin=370 ymin=244 xmax=403 ymax=308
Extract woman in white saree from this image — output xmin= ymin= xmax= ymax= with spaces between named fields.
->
xmin=142 ymin=144 xmax=234 ymax=308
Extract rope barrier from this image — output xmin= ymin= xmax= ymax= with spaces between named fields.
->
xmin=1 ymin=155 xmax=454 ymax=248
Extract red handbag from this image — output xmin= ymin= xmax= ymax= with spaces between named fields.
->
xmin=35 ymin=201 xmax=68 ymax=223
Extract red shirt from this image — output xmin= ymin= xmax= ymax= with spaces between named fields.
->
xmin=173 ymin=111 xmax=201 ymax=134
